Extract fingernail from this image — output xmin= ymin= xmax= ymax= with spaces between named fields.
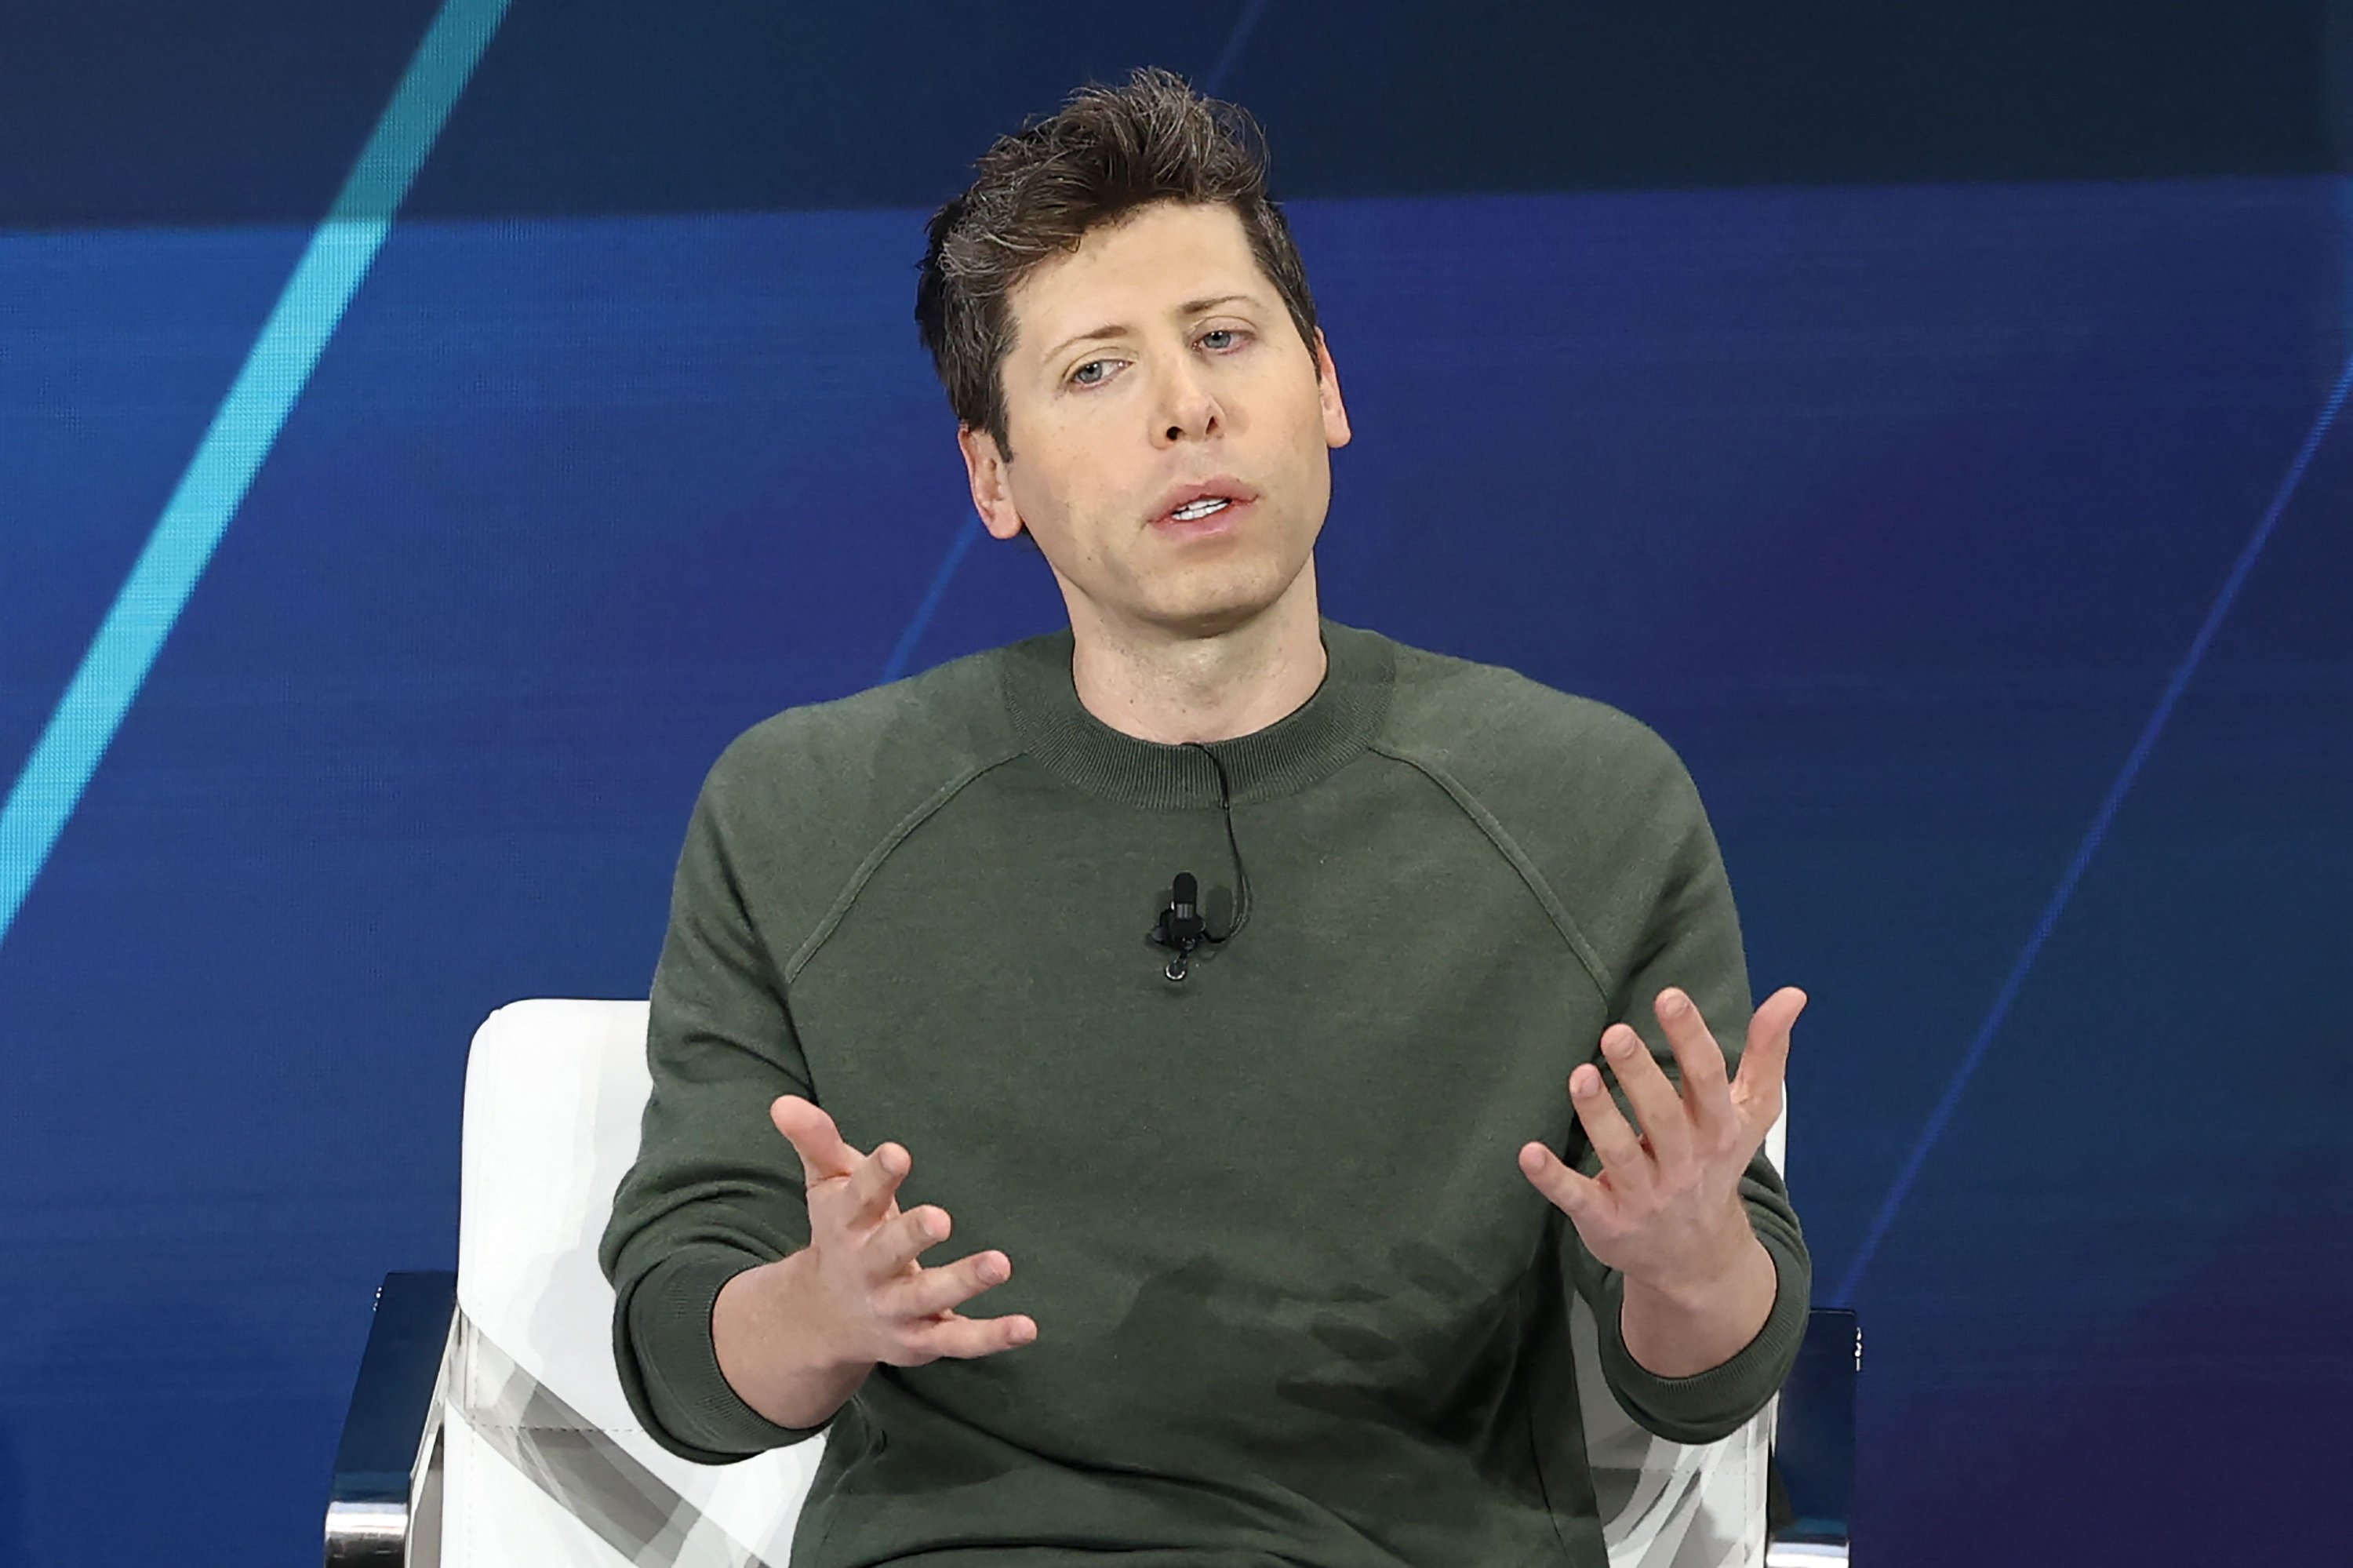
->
xmin=1660 ymin=988 xmax=1689 ymax=1017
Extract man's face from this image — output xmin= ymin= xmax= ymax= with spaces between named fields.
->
xmin=958 ymin=199 xmax=1351 ymax=642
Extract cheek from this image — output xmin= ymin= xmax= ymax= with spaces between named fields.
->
xmin=1276 ymin=396 xmax=1336 ymax=504
xmin=1275 ymin=374 xmax=1337 ymax=457
xmin=1004 ymin=453 xmax=1074 ymax=527
xmin=1006 ymin=453 xmax=1118 ymax=563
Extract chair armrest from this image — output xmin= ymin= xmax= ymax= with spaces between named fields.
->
xmin=1766 ymin=1306 xmax=1860 ymax=1566
xmin=325 ymin=1270 xmax=457 ymax=1566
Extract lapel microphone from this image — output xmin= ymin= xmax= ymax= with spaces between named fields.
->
xmin=1149 ymin=871 xmax=1207 ymax=981
xmin=1145 ymin=745 xmax=1255 ymax=983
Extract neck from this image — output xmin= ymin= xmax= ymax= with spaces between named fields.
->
xmin=1064 ymin=564 xmax=1328 ymax=744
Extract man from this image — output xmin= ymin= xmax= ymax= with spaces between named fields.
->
xmin=601 ymin=66 xmax=1809 ymax=1568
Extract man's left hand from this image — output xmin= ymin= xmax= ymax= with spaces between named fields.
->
xmin=1518 ymin=984 xmax=1804 ymax=1298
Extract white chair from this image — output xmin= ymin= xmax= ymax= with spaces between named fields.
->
xmin=325 ymin=999 xmax=1853 ymax=1567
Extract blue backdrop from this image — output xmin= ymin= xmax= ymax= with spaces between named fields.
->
xmin=2 ymin=5 xmax=2349 ymax=1564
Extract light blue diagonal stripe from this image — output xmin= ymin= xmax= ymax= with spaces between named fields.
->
xmin=879 ymin=515 xmax=984 ymax=684
xmin=0 ymin=0 xmax=513 ymax=951
xmin=1203 ymin=0 xmax=1271 ymax=96
xmin=1831 ymin=345 xmax=2353 ymax=1306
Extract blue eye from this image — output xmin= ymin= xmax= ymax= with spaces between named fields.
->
xmin=1202 ymin=329 xmax=1236 ymax=350
xmin=1071 ymin=360 xmax=1109 ymax=386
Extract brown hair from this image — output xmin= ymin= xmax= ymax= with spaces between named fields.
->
xmin=915 ymin=66 xmax=1322 ymax=460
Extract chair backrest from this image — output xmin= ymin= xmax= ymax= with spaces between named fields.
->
xmin=447 ymin=999 xmax=815 ymax=1566
xmin=1577 ymin=1109 xmax=1784 ymax=1567
xmin=444 ymin=999 xmax=1780 ymax=1568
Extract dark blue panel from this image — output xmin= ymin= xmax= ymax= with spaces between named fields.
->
xmin=3 ymin=173 xmax=2348 ymax=1564
xmin=7 ymin=2 xmax=2339 ymax=227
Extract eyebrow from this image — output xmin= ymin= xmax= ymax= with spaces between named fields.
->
xmin=1039 ymin=293 xmax=1261 ymax=367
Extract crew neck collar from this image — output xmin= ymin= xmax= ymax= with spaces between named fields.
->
xmin=1000 ymin=617 xmax=1395 ymax=809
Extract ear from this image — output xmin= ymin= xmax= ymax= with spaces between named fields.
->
xmin=1313 ymin=329 xmax=1352 ymax=450
xmin=957 ymin=424 xmax=1026 ymax=541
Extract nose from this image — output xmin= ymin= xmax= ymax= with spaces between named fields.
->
xmin=1150 ymin=348 xmax=1223 ymax=446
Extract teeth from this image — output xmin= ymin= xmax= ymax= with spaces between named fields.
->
xmin=1169 ymin=497 xmax=1231 ymax=521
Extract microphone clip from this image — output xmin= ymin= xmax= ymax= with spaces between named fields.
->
xmin=1150 ymin=871 xmax=1207 ymax=982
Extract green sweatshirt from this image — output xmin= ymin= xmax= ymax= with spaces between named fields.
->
xmin=599 ymin=617 xmax=1809 ymax=1568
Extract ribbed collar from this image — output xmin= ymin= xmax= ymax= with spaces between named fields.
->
xmin=1000 ymin=617 xmax=1395 ymax=809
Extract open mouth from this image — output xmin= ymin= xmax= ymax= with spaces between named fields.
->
xmin=1167 ymin=497 xmax=1233 ymax=522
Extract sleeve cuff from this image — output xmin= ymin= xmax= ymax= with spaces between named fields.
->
xmin=1595 ymin=1228 xmax=1812 ymax=1446
xmin=618 ymin=1245 xmax=838 ymax=1461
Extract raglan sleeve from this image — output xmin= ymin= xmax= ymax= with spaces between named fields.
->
xmin=597 ymin=751 xmax=836 ymax=1461
xmin=1562 ymin=736 xmax=1813 ymax=1446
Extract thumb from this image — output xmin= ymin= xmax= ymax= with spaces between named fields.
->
xmin=769 ymin=1094 xmax=861 ymax=1186
xmin=1734 ymin=986 xmax=1804 ymax=1115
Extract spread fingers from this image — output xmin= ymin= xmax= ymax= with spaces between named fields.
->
xmin=1602 ymin=1021 xmax=1693 ymax=1170
xmin=1569 ymin=1058 xmax=1654 ymax=1195
xmin=842 ymin=1141 xmax=911 ymax=1228
xmin=867 ymin=1204 xmax=952 ymax=1277
xmin=878 ymin=1249 xmax=1016 ymax=1323
xmin=902 ymin=1308 xmax=1038 ymax=1359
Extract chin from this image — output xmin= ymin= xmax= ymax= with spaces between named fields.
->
xmin=1151 ymin=604 xmax=1265 ymax=638
xmin=1138 ymin=577 xmax=1297 ymax=638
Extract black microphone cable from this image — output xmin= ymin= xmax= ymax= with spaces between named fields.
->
xmin=1150 ymin=743 xmax=1254 ymax=982
xmin=1184 ymin=741 xmax=1253 ymax=947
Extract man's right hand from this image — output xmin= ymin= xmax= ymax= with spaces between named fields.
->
xmin=767 ymin=1093 xmax=1038 ymax=1367
xmin=710 ymin=1095 xmax=1035 ymax=1429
